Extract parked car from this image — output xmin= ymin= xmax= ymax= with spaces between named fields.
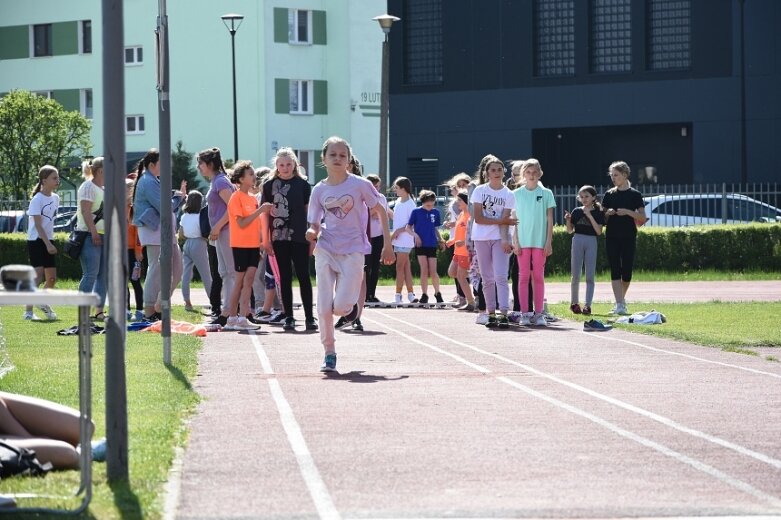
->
xmin=0 ymin=210 xmax=28 ymax=233
xmin=643 ymin=193 xmax=781 ymax=227
xmin=53 ymin=211 xmax=77 ymax=233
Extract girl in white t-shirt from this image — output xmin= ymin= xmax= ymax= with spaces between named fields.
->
xmin=469 ymin=155 xmax=516 ymax=328
xmin=390 ymin=176 xmax=417 ymax=304
xmin=24 ymin=165 xmax=60 ymax=320
xmin=178 ymin=190 xmax=212 ymax=312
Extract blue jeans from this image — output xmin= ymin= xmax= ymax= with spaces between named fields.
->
xmin=78 ymin=234 xmax=107 ymax=307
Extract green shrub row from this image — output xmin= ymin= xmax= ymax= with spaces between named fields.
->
xmin=1 ymin=225 xmax=779 ymax=280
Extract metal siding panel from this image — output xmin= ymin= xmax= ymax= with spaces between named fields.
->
xmin=52 ymin=21 xmax=78 ymax=56
xmin=0 ymin=25 xmax=29 ymax=60
xmin=312 ymin=10 xmax=327 ymax=45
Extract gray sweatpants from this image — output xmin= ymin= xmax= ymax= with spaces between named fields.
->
xmin=570 ymin=233 xmax=598 ymax=306
xmin=181 ymin=237 xmax=212 ymax=303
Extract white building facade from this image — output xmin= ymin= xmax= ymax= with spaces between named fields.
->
xmin=0 ymin=0 xmax=387 ymax=183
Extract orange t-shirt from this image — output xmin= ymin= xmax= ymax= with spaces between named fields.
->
xmin=127 ymin=223 xmax=143 ymax=258
xmin=228 ymin=190 xmax=261 ymax=248
xmin=453 ymin=210 xmax=470 ymax=257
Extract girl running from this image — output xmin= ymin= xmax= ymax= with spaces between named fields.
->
xmin=24 ymin=165 xmax=60 ymax=321
xmin=564 ymin=185 xmax=604 ymax=316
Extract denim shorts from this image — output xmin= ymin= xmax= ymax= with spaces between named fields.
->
xmin=393 ymin=246 xmax=412 ymax=254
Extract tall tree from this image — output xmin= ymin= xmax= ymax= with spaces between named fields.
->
xmin=171 ymin=140 xmax=203 ymax=193
xmin=0 ymin=90 xmax=92 ymax=200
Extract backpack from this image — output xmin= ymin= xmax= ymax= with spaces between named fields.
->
xmin=199 ymin=205 xmax=211 ymax=239
xmin=0 ymin=441 xmax=52 ymax=480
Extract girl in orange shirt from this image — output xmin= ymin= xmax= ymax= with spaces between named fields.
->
xmin=451 ymin=191 xmax=475 ymax=311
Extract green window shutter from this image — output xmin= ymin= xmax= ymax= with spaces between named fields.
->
xmin=0 ymin=26 xmax=30 ymax=60
xmin=314 ymin=162 xmax=327 ymax=183
xmin=52 ymin=21 xmax=78 ymax=56
xmin=51 ymin=89 xmax=80 ymax=111
xmin=312 ymin=10 xmax=326 ymax=45
xmin=273 ymin=8 xmax=288 ymax=43
xmin=274 ymin=78 xmax=289 ymax=114
xmin=313 ymin=80 xmax=327 ymax=115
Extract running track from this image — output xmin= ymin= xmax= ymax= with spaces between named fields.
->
xmin=169 ymin=283 xmax=781 ymax=519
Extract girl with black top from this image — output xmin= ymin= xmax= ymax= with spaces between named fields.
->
xmin=601 ymin=161 xmax=646 ymax=315
xmin=564 ymin=185 xmax=604 ymax=315
xmin=261 ymin=148 xmax=317 ymax=331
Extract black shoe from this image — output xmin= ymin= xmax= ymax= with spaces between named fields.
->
xmin=335 ymin=316 xmax=349 ymax=328
xmin=305 ymin=317 xmax=318 ymax=331
xmin=419 ymin=294 xmax=429 ymax=304
xmin=434 ymin=292 xmax=444 ymax=303
xmin=144 ymin=312 xmax=162 ymax=322
xmin=497 ymin=314 xmax=509 ymax=328
xmin=246 ymin=314 xmax=264 ymax=325
xmin=351 ymin=319 xmax=364 ymax=332
xmin=210 ymin=314 xmax=228 ymax=327
xmin=283 ymin=317 xmax=296 ymax=331
xmin=344 ymin=304 xmax=359 ymax=322
xmin=485 ymin=314 xmax=498 ymax=328
xmin=365 ymin=296 xmax=380 ymax=303
xmin=269 ymin=311 xmax=286 ymax=324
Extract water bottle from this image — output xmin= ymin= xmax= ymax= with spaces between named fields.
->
xmin=131 ymin=261 xmax=141 ymax=281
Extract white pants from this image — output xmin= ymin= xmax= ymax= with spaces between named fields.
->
xmin=314 ymin=247 xmax=365 ymax=354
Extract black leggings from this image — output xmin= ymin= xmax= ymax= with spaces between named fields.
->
xmin=272 ymin=240 xmax=314 ymax=320
xmin=208 ymin=243 xmax=222 ymax=312
xmin=365 ymin=235 xmax=384 ymax=299
xmin=126 ymin=250 xmax=143 ymax=311
xmin=606 ymin=237 xmax=637 ymax=282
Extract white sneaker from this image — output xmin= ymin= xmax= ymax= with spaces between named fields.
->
xmin=454 ymin=296 xmax=466 ymax=308
xmin=609 ymin=305 xmax=620 ymax=315
xmin=394 ymin=293 xmax=402 ymax=304
xmin=38 ymin=304 xmax=57 ymax=320
xmin=22 ymin=310 xmax=39 ymax=321
xmin=475 ymin=312 xmax=489 ymax=325
xmin=520 ymin=312 xmax=532 ymax=326
xmin=223 ymin=316 xmax=239 ymax=331
xmin=233 ymin=316 xmax=259 ymax=331
xmin=616 ymin=303 xmax=630 ymax=316
xmin=407 ymin=293 xmax=417 ymax=303
xmin=531 ymin=313 xmax=548 ymax=327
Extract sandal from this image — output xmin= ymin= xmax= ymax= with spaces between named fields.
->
xmin=90 ymin=312 xmax=106 ymax=321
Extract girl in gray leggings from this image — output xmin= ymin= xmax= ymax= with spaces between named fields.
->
xmin=564 ymin=186 xmax=605 ymax=315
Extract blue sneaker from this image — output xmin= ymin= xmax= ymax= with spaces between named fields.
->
xmin=320 ymin=354 xmax=337 ymax=372
xmin=91 ymin=437 xmax=107 ymax=462
xmin=584 ymin=319 xmax=612 ymax=332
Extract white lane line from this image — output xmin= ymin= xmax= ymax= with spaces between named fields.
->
xmin=584 ymin=331 xmax=781 ymax=379
xmin=363 ymin=317 xmax=781 ymax=508
xmin=367 ymin=312 xmax=781 ymax=471
xmin=249 ymin=332 xmax=341 ymax=520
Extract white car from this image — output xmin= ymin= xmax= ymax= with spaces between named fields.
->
xmin=643 ymin=193 xmax=781 ymax=227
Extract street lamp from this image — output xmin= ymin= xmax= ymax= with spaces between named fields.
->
xmin=373 ymin=14 xmax=399 ymax=188
xmin=221 ymin=13 xmax=244 ymax=162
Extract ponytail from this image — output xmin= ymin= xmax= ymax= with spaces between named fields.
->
xmin=132 ymin=149 xmax=160 ymax=204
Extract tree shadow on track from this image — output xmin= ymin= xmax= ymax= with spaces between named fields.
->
xmin=322 ymin=371 xmax=409 ymax=383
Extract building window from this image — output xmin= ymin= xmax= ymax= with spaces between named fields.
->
xmin=81 ymin=89 xmax=93 ymax=119
xmin=34 ymin=91 xmax=53 ymax=99
xmin=126 ymin=115 xmax=145 ymax=135
xmin=289 ymin=80 xmax=312 ymax=114
xmin=590 ymin=0 xmax=632 ymax=73
xmin=403 ymin=0 xmax=443 ymax=85
xmin=33 ymin=24 xmax=52 ymax=57
xmin=647 ymin=0 xmax=691 ymax=70
xmin=288 ymin=9 xmax=312 ymax=44
xmin=534 ymin=0 xmax=575 ymax=77
xmin=80 ymin=20 xmax=92 ymax=54
xmin=124 ymin=46 xmax=143 ymax=65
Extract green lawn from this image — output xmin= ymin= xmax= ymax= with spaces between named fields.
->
xmin=549 ymin=301 xmax=781 ymax=360
xmin=0 ymin=305 xmax=201 ymax=518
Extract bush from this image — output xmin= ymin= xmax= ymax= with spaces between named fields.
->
xmin=1 ymin=224 xmax=778 ymax=280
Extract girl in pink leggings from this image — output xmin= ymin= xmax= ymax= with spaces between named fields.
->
xmin=512 ymin=159 xmax=556 ymax=326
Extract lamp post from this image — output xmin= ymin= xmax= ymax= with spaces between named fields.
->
xmin=373 ymin=14 xmax=399 ymax=188
xmin=221 ymin=13 xmax=244 ymax=162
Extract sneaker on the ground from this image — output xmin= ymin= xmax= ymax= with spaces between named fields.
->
xmin=450 ymin=294 xmax=461 ymax=303
xmin=609 ymin=304 xmax=621 ymax=315
xmin=407 ymin=293 xmax=418 ymax=303
xmin=531 ymin=313 xmax=548 ymax=327
xmin=210 ymin=314 xmax=228 ymax=327
xmin=507 ymin=311 xmax=523 ymax=323
xmin=616 ymin=303 xmax=630 ymax=315
xmin=269 ymin=310 xmax=286 ymax=324
xmin=320 ymin=353 xmax=337 ymax=372
xmin=335 ymin=316 xmax=349 ymax=328
xmin=223 ymin=316 xmax=239 ymax=331
xmin=453 ymin=296 xmax=466 ymax=308
xmin=582 ymin=306 xmax=592 ymax=316
xmin=246 ymin=314 xmax=264 ymax=325
xmin=520 ymin=312 xmax=533 ymax=326
xmin=584 ymin=319 xmax=612 ymax=331
xmin=344 ymin=304 xmax=359 ymax=322
xmin=459 ymin=302 xmax=476 ymax=312
xmin=144 ymin=312 xmax=162 ymax=322
xmin=351 ymin=319 xmax=364 ymax=331
xmin=497 ymin=313 xmax=509 ymax=328
xmin=475 ymin=312 xmax=489 ymax=325
xmin=283 ymin=317 xmax=296 ymax=331
xmin=305 ymin=317 xmax=318 ymax=331
xmin=394 ymin=293 xmax=403 ymax=304
xmin=256 ymin=310 xmax=273 ymax=322
xmin=570 ymin=303 xmax=582 ymax=314
xmin=134 ymin=310 xmax=144 ymax=322
xmin=485 ymin=313 xmax=498 ymax=328
xmin=419 ymin=293 xmax=429 ymax=304
xmin=22 ymin=310 xmax=39 ymax=321
xmin=365 ymin=296 xmax=380 ymax=303
xmin=234 ymin=316 xmax=259 ymax=331
xmin=434 ymin=292 xmax=444 ymax=303
xmin=37 ymin=304 xmax=57 ymax=320
xmin=184 ymin=303 xmax=195 ymax=312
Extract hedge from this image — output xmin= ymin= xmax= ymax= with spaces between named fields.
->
xmin=1 ymin=225 xmax=779 ymax=280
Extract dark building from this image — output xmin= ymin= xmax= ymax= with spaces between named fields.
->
xmin=387 ymin=0 xmax=780 ymax=189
